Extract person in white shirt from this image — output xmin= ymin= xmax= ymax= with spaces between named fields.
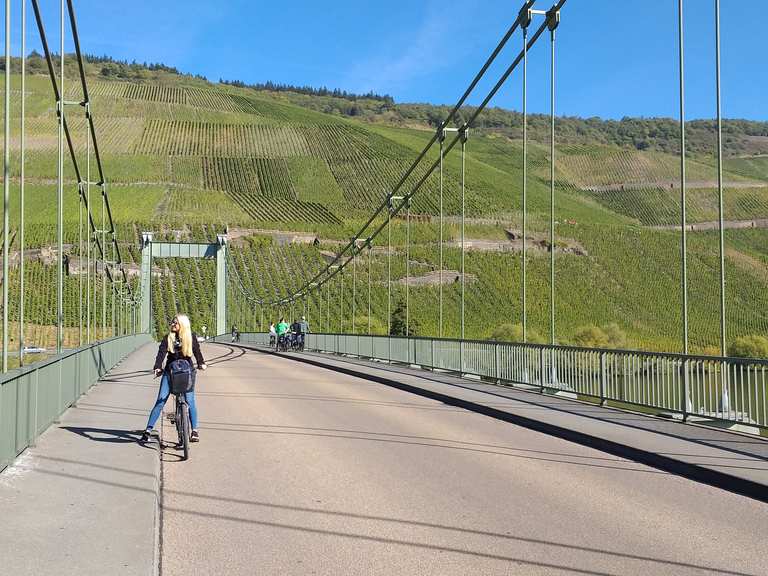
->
xmin=268 ymin=322 xmax=277 ymax=347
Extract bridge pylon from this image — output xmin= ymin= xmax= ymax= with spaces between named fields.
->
xmin=140 ymin=232 xmax=228 ymax=336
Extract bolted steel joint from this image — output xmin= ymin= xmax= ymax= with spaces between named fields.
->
xmin=546 ymin=7 xmax=560 ymax=32
xmin=518 ymin=6 xmax=533 ymax=29
xmin=437 ymin=123 xmax=447 ymax=142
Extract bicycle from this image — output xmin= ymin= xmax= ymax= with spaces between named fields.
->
xmin=168 ymin=386 xmax=192 ymax=460
xmin=277 ymin=333 xmax=289 ymax=352
xmin=162 ymin=362 xmax=202 ymax=461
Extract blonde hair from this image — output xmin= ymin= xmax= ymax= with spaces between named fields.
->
xmin=167 ymin=314 xmax=193 ymax=358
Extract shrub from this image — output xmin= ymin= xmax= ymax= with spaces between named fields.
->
xmin=572 ymin=325 xmax=610 ymax=348
xmin=603 ymin=323 xmax=628 ymax=349
xmin=728 ymin=335 xmax=768 ymax=359
xmin=699 ymin=345 xmax=722 ymax=357
xmin=572 ymin=323 xmax=628 ymax=349
xmin=490 ymin=323 xmax=524 ymax=342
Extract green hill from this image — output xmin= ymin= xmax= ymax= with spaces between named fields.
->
xmin=1 ymin=57 xmax=767 ymax=354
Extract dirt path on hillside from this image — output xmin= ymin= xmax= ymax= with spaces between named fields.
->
xmin=650 ymin=218 xmax=768 ymax=232
xmin=585 ymin=180 xmax=765 ymax=192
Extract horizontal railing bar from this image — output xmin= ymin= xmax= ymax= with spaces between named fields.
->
xmin=285 ymin=331 xmax=768 ymax=366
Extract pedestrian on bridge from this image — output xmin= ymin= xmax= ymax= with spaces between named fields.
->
xmin=269 ymin=322 xmax=277 ymax=347
xmin=294 ymin=316 xmax=310 ymax=351
xmin=142 ymin=314 xmax=207 ymax=443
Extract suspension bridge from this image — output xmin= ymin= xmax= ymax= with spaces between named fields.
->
xmin=0 ymin=1 xmax=767 ymax=575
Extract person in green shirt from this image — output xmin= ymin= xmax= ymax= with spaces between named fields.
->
xmin=276 ymin=318 xmax=290 ymax=350
xmin=276 ymin=318 xmax=290 ymax=336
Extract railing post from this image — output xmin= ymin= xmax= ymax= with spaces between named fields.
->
xmin=431 ymin=338 xmax=435 ymax=370
xmin=539 ymin=346 xmax=546 ymax=392
xmin=682 ymin=358 xmax=690 ymax=422
xmin=599 ymin=351 xmax=607 ymax=406
xmin=494 ymin=342 xmax=501 ymax=383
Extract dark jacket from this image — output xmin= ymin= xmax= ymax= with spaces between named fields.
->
xmin=154 ymin=333 xmax=205 ymax=372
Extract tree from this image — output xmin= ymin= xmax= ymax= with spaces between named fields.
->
xmin=390 ymin=300 xmax=418 ymax=336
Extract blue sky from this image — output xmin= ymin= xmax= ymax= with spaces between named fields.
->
xmin=16 ymin=0 xmax=768 ymax=120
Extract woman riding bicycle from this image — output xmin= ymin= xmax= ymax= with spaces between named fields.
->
xmin=142 ymin=314 xmax=206 ymax=443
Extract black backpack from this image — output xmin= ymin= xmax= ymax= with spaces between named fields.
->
xmin=169 ymin=359 xmax=194 ymax=394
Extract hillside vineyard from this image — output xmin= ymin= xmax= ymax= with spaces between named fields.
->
xmin=1 ymin=62 xmax=767 ymax=355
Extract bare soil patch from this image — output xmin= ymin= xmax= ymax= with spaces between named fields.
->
xmin=398 ymin=270 xmax=477 ymax=287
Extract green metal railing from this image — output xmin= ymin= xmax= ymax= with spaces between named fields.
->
xmin=0 ymin=332 xmax=153 ymax=473
xmin=305 ymin=333 xmax=768 ymax=430
xmin=212 ymin=332 xmax=767 ymax=431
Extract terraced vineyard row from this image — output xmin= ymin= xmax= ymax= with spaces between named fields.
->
xmin=168 ymin=156 xmax=204 ymax=187
xmin=136 ymin=120 xmax=312 ymax=156
xmin=2 ymin=262 xmax=122 ymax=351
xmin=202 ymin=157 xmax=296 ymax=199
xmin=224 ymin=193 xmax=341 ymax=225
xmin=222 ymin=222 xmax=768 ymax=352
xmin=186 ymin=87 xmax=242 ymax=112
xmin=303 ymin=124 xmax=408 ymax=161
xmin=553 ymin=145 xmax=739 ymax=189
xmin=228 ymin=94 xmax=298 ymax=119
xmin=328 ymin=157 xmax=485 ymax=215
xmin=227 ymin=243 xmax=328 ymax=329
xmin=150 ymin=257 xmax=217 ymax=335
xmin=90 ymin=81 xmax=241 ymax=113
xmin=133 ymin=121 xmax=404 ymax=160
xmin=582 ymin=186 xmax=768 ymax=226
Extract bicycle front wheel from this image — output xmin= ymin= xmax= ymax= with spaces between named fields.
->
xmin=175 ymin=400 xmax=183 ymax=442
xmin=180 ymin=402 xmax=190 ymax=461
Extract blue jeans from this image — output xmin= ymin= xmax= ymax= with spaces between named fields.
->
xmin=146 ymin=372 xmax=198 ymax=430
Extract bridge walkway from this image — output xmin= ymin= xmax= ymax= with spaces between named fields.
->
xmin=164 ymin=343 xmax=766 ymax=575
xmin=0 ymin=341 xmax=162 ymax=576
xmin=258 ymin=344 xmax=768 ymax=494
xmin=1 ymin=342 xmax=766 ymax=575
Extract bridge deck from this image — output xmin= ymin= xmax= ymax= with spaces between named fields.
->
xmin=0 ymin=342 xmax=161 ymax=576
xmin=273 ymin=346 xmax=768 ymax=484
xmin=1 ymin=342 xmax=767 ymax=575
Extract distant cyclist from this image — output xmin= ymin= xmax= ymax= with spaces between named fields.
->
xmin=142 ymin=314 xmax=206 ymax=443
xmin=231 ymin=324 xmax=240 ymax=343
xmin=276 ymin=317 xmax=290 ymax=350
xmin=295 ymin=316 xmax=310 ymax=350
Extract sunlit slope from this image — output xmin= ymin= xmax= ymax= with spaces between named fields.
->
xmin=0 ymin=72 xmax=766 ymax=351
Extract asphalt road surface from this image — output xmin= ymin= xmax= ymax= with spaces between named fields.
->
xmin=160 ymin=344 xmax=767 ymax=576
